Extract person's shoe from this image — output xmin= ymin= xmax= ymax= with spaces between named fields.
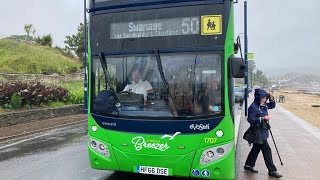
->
xmin=244 ymin=165 xmax=258 ymax=173
xmin=268 ymin=171 xmax=283 ymax=178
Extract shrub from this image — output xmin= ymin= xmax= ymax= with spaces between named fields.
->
xmin=35 ymin=34 xmax=53 ymax=47
xmin=10 ymin=94 xmax=22 ymax=109
xmin=68 ymin=89 xmax=84 ymax=104
xmin=0 ymin=106 xmax=5 ymax=113
xmin=0 ymin=81 xmax=69 ymax=108
xmin=4 ymin=103 xmax=12 ymax=109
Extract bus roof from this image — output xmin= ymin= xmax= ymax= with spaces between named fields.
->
xmin=90 ymin=0 xmax=225 ymax=11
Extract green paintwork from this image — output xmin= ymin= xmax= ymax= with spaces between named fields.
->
xmin=87 ymin=2 xmax=236 ymax=180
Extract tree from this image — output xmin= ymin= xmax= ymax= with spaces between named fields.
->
xmin=32 ymin=29 xmax=36 ymax=38
xmin=248 ymin=60 xmax=256 ymax=89
xmin=24 ymin=24 xmax=34 ymax=42
xmin=64 ymin=23 xmax=87 ymax=65
xmin=35 ymin=34 xmax=53 ymax=47
xmin=255 ymin=69 xmax=270 ymax=88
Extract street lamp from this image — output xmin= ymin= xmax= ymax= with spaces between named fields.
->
xmin=244 ymin=0 xmax=248 ymax=116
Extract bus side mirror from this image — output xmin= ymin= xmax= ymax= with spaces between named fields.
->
xmin=234 ymin=43 xmax=239 ymax=54
xmin=229 ymin=55 xmax=245 ymax=78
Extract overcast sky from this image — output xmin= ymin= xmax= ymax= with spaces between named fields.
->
xmin=1 ymin=0 xmax=319 ymax=74
xmin=1 ymin=0 xmax=83 ymax=47
xmin=234 ymin=0 xmax=320 ymax=74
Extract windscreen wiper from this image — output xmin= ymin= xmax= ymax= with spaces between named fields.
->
xmin=99 ymin=52 xmax=123 ymax=108
xmin=153 ymin=49 xmax=179 ymax=114
xmin=192 ymin=53 xmax=198 ymax=114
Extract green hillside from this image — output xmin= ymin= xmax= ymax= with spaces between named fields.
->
xmin=0 ymin=39 xmax=81 ymax=74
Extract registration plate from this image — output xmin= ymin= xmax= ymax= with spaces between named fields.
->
xmin=136 ymin=166 xmax=169 ymax=176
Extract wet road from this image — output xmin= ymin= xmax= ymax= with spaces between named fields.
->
xmin=0 ymin=104 xmax=241 ymax=180
xmin=0 ymin=123 xmax=192 ymax=180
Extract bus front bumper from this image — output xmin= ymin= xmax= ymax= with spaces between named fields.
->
xmin=88 ymin=138 xmax=235 ymax=180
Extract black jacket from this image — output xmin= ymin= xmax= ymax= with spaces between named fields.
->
xmin=247 ymin=88 xmax=276 ymax=140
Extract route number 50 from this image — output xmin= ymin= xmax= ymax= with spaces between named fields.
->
xmin=182 ymin=17 xmax=199 ymax=34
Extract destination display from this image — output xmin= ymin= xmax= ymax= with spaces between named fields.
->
xmin=110 ymin=17 xmax=199 ymax=39
xmin=90 ymin=4 xmax=226 ymax=52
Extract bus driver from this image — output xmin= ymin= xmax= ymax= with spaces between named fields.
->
xmin=123 ymin=68 xmax=154 ymax=104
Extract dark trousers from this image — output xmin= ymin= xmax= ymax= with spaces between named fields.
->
xmin=245 ymin=139 xmax=277 ymax=172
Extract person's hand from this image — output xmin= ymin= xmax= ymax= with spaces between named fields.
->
xmin=269 ymin=93 xmax=274 ymax=101
xmin=263 ymin=115 xmax=270 ymax=121
xmin=209 ymin=105 xmax=214 ymax=112
xmin=270 ymin=94 xmax=274 ymax=101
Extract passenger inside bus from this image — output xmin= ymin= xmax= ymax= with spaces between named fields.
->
xmin=194 ymin=88 xmax=222 ymax=114
xmin=205 ymin=77 xmax=221 ymax=112
xmin=122 ymin=67 xmax=154 ymax=105
xmin=169 ymin=68 xmax=191 ymax=116
xmin=169 ymin=68 xmax=220 ymax=116
xmin=193 ymin=89 xmax=211 ymax=114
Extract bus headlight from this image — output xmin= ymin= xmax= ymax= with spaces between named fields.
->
xmin=206 ymin=151 xmax=214 ymax=158
xmin=91 ymin=140 xmax=97 ymax=148
xmin=217 ymin=148 xmax=224 ymax=155
xmin=99 ymin=144 xmax=105 ymax=150
xmin=200 ymin=141 xmax=233 ymax=165
xmin=88 ymin=138 xmax=110 ymax=158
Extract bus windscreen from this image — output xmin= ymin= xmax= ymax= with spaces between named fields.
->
xmin=91 ymin=52 xmax=223 ymax=119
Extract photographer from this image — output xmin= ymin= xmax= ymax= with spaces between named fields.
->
xmin=244 ymin=88 xmax=283 ymax=178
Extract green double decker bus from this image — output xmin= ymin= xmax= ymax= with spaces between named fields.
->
xmin=87 ymin=0 xmax=244 ymax=179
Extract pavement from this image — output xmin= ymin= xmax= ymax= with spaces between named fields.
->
xmin=0 ymin=114 xmax=87 ymax=143
xmin=236 ymin=94 xmax=320 ymax=180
